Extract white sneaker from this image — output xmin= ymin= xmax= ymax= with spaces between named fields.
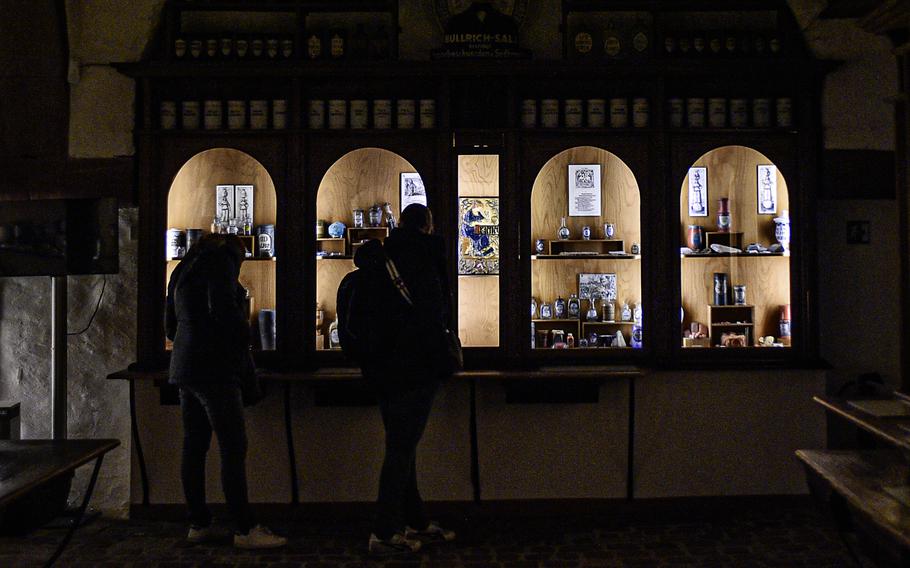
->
xmin=233 ymin=525 xmax=288 ymax=549
xmin=405 ymin=521 xmax=456 ymax=543
xmin=187 ymin=525 xmax=228 ymax=543
xmin=368 ymin=532 xmax=422 ymax=555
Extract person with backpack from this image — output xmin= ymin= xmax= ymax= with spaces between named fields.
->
xmin=165 ymin=233 xmax=286 ymax=549
xmin=337 ymin=204 xmax=457 ymax=555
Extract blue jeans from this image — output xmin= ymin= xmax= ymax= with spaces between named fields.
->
xmin=374 ymin=380 xmax=439 ymax=539
xmin=179 ymin=384 xmax=254 ymax=534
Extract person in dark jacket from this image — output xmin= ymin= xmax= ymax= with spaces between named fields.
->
xmin=165 ymin=233 xmax=285 ymax=549
xmin=365 ymin=204 xmax=457 ymax=555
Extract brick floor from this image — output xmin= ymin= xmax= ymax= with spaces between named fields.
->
xmin=0 ymin=502 xmax=854 ymax=567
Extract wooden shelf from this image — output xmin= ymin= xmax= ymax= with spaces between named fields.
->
xmin=583 ymin=321 xmax=635 ymax=326
xmin=534 ymin=254 xmax=639 ymax=260
xmin=549 ymin=239 xmax=624 ymax=255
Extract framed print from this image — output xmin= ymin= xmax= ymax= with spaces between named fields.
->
xmin=687 ymin=167 xmax=708 ymax=217
xmin=400 ymin=172 xmax=428 ymax=210
xmin=234 ymin=184 xmax=254 ymax=224
xmin=757 ymin=165 xmax=777 ymax=214
xmin=568 ymin=164 xmax=602 ymax=216
xmin=458 ymin=197 xmax=500 ymax=275
xmin=578 ymin=273 xmax=617 ymax=302
xmin=215 ymin=184 xmax=235 ymax=222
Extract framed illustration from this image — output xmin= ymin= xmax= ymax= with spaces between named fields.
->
xmin=234 ymin=184 xmax=254 ymax=224
xmin=578 ymin=273 xmax=617 ymax=302
xmin=400 ymin=172 xmax=428 ymax=210
xmin=757 ymin=165 xmax=777 ymax=214
xmin=687 ymin=167 xmax=708 ymax=217
xmin=458 ymin=197 xmax=500 ymax=275
xmin=215 ymin=184 xmax=235 ymax=222
xmin=568 ymin=164 xmax=602 ymax=216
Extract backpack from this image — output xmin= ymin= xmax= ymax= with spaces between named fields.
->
xmin=336 ymin=253 xmax=410 ymax=372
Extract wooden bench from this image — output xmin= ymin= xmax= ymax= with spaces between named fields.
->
xmin=0 ymin=439 xmax=120 ymax=567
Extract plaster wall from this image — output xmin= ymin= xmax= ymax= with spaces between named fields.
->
xmin=0 ymin=1 xmax=898 ymax=515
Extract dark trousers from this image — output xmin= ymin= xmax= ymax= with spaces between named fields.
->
xmin=373 ymin=380 xmax=439 ymax=539
xmin=179 ymin=384 xmax=255 ymax=534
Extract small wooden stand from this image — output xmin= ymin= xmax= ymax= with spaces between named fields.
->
xmin=707 ymin=304 xmax=754 ymax=347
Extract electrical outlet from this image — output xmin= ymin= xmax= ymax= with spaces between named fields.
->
xmin=846 ymin=220 xmax=870 ymax=244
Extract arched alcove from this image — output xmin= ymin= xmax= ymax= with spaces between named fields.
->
xmin=165 ymin=148 xmax=278 ymax=350
xmin=530 ymin=146 xmax=642 ymax=350
xmin=679 ymin=145 xmax=791 ymax=349
xmin=315 ymin=147 xmax=422 ymax=349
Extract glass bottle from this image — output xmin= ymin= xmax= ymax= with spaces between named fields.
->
xmin=567 ymin=294 xmax=580 ymax=319
xmin=382 ymin=202 xmax=397 ymax=229
xmin=554 ymin=296 xmax=566 ymax=319
xmin=586 ymin=299 xmax=599 ymax=322
xmin=621 ymin=302 xmax=632 ymax=322
xmin=540 ymin=303 xmax=552 ymax=320
xmin=557 ymin=217 xmax=570 ymax=240
xmin=531 ymin=297 xmax=538 ymax=318
xmin=717 ymin=197 xmax=731 ymax=232
xmin=329 ymin=316 xmax=340 ymax=348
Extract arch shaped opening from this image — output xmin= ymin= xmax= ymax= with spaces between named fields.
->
xmin=530 ymin=146 xmax=642 ymax=350
xmin=679 ymin=145 xmax=791 ymax=349
xmin=315 ymin=147 xmax=423 ymax=351
xmin=165 ymin=148 xmax=278 ymax=351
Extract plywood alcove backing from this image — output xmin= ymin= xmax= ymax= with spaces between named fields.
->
xmin=678 ymin=145 xmax=789 ymax=246
xmin=167 ymin=148 xmax=277 ymax=231
xmin=681 ymin=255 xmax=790 ymax=343
xmin=315 ymin=259 xmax=355 ymax=338
xmin=532 ymin=258 xmax=642 ymax=309
xmin=457 ymin=154 xmax=500 ymax=347
xmin=531 ymin=146 xmax=641 ymax=246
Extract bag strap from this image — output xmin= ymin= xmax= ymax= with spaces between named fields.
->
xmin=384 ymin=257 xmax=414 ymax=306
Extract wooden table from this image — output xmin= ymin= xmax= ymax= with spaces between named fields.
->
xmin=108 ymin=365 xmax=642 ymax=506
xmin=814 ymin=395 xmax=910 ymax=451
xmin=0 ymin=439 xmax=120 ymax=567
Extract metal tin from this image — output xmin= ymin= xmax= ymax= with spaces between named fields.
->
xmin=632 ymin=97 xmax=649 ymax=128
xmin=166 ymin=228 xmax=185 ymax=260
xmin=203 ymin=100 xmax=222 ymax=130
xmin=272 ymin=99 xmax=287 ymax=129
xmin=249 ymin=100 xmax=268 ymax=129
xmin=396 ymin=99 xmax=416 ymax=128
xmin=564 ymin=99 xmax=583 ymax=128
xmin=160 ymin=101 xmax=177 ymax=130
xmin=630 ymin=242 xmax=640 ymax=255
xmin=686 ymin=98 xmax=705 ymax=127
xmin=540 ymin=99 xmax=559 ymax=128
xmin=352 ymin=209 xmax=364 ymax=228
xmin=308 ymin=100 xmax=325 ymax=129
xmin=256 ymin=224 xmax=275 ymax=258
xmin=350 ymin=99 xmax=368 ymax=129
xmin=181 ymin=101 xmax=200 ymax=129
xmin=185 ymin=228 xmax=202 ymax=252
xmin=373 ymin=99 xmax=392 ymax=129
xmin=752 ymin=98 xmax=771 ymax=128
xmin=713 ymin=272 xmax=729 ymax=306
xmin=316 ymin=219 xmax=326 ymax=238
xmin=708 ymin=97 xmax=727 ymax=128
xmin=609 ymin=97 xmax=628 ymax=128
xmin=521 ymin=99 xmax=537 ymax=128
xmin=729 ymin=98 xmax=748 ymax=128
xmin=419 ymin=99 xmax=436 ymax=129
xmin=227 ymin=100 xmax=246 ymax=130
xmin=587 ymin=98 xmax=605 ymax=128
xmin=668 ymin=97 xmax=684 ymax=128
xmin=328 ymin=99 xmax=346 ymax=129
xmin=776 ymin=97 xmax=793 ymax=128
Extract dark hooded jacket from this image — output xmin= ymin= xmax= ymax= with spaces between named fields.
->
xmin=165 ymin=245 xmax=250 ymax=386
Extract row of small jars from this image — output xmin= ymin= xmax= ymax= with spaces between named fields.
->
xmin=309 ymin=98 xmax=435 ymax=130
xmin=668 ymin=96 xmax=794 ymax=129
xmin=522 ymin=97 xmax=650 ymax=129
xmin=160 ymin=99 xmax=288 ymax=130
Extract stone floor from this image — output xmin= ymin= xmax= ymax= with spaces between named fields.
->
xmin=0 ymin=501 xmax=856 ymax=567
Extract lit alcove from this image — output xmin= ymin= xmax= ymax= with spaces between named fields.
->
xmin=530 ymin=146 xmax=642 ymax=350
xmin=315 ymin=147 xmax=422 ymax=350
xmin=679 ymin=145 xmax=791 ymax=349
xmin=165 ymin=148 xmax=278 ymax=351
